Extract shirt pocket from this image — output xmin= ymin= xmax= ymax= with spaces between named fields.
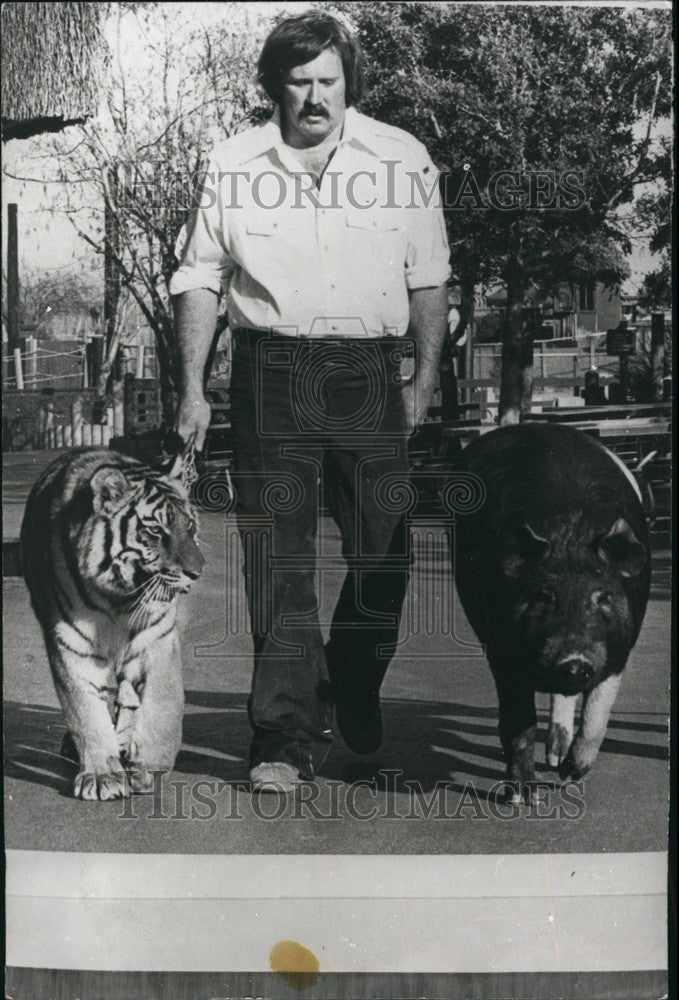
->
xmin=245 ymin=207 xmax=305 ymax=237
xmin=345 ymin=204 xmax=408 ymax=277
xmin=345 ymin=204 xmax=402 ymax=235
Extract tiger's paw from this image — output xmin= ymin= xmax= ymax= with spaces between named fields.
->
xmin=74 ymin=767 xmax=130 ymax=801
xmin=127 ymin=765 xmax=155 ymax=794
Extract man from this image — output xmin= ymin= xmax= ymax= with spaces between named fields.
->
xmin=170 ymin=11 xmax=450 ymax=792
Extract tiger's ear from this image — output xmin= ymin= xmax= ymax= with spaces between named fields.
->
xmin=163 ymin=453 xmax=184 ymax=480
xmin=90 ymin=466 xmax=132 ymax=515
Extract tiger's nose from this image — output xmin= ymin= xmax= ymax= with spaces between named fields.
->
xmin=175 ymin=539 xmax=205 ymax=580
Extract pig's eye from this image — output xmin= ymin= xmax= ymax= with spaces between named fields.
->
xmin=534 ymin=588 xmax=554 ymax=606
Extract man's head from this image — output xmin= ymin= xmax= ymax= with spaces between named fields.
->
xmin=257 ymin=12 xmax=365 ymax=147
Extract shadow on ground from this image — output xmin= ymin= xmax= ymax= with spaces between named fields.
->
xmin=4 ymin=692 xmax=668 ymax=799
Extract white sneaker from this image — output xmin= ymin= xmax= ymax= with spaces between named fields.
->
xmin=250 ymin=761 xmax=302 ymax=793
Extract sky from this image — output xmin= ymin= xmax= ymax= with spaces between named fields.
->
xmin=1 ymin=0 xmax=671 ymax=298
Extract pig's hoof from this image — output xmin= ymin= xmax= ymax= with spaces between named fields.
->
xmin=504 ymin=778 xmax=540 ymax=806
xmin=559 ymin=747 xmax=592 ymax=781
xmin=546 ymin=723 xmax=573 ymax=768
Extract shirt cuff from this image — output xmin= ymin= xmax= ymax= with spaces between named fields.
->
xmin=405 ymin=259 xmax=452 ymax=291
xmin=168 ymin=263 xmax=224 ymax=297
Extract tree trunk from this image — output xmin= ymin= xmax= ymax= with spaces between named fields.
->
xmin=154 ymin=309 xmax=178 ymax=429
xmin=499 ymin=265 xmax=536 ymax=425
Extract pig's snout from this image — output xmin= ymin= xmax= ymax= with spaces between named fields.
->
xmin=555 ymin=655 xmax=594 ymax=690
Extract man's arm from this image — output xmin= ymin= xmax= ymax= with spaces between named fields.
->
xmin=174 ymin=288 xmax=219 ymax=449
xmin=402 ymin=281 xmax=449 ymax=434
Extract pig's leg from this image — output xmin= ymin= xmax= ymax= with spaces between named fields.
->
xmin=559 ymin=672 xmax=622 ymax=780
xmin=546 ymin=694 xmax=578 ymax=768
xmin=493 ymin=665 xmax=538 ymax=804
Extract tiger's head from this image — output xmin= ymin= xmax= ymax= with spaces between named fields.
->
xmin=84 ymin=453 xmax=205 ymax=607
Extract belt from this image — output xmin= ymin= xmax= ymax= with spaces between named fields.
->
xmin=233 ymin=328 xmax=410 ymax=346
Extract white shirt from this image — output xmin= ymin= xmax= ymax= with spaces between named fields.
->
xmin=169 ymin=107 xmax=451 ymax=339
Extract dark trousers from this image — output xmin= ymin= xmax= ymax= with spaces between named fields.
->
xmin=229 ymin=331 xmax=412 ymax=776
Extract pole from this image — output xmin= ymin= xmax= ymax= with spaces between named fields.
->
xmin=13 ymin=347 xmax=24 ymax=390
xmin=650 ymin=313 xmax=665 ymax=401
xmin=104 ymin=166 xmax=121 ymax=379
xmin=27 ymin=335 xmax=38 ymax=389
xmin=7 ymin=204 xmax=20 ymax=353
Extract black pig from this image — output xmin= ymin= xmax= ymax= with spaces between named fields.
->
xmin=453 ymin=423 xmax=650 ymax=800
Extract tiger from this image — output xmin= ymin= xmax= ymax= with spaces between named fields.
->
xmin=20 ymin=446 xmax=204 ymax=800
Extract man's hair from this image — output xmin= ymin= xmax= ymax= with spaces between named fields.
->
xmin=257 ymin=11 xmax=365 ymax=106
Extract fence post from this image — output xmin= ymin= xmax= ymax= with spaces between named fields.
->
xmin=13 ymin=348 xmax=24 ymax=390
xmin=112 ymin=379 xmax=125 ymax=436
xmin=26 ymin=336 xmax=38 ymax=389
xmin=71 ymin=398 xmax=83 ymax=446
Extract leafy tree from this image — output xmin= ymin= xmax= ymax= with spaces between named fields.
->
xmin=334 ymin=2 xmax=672 ymax=421
xmin=635 ymin=138 xmax=672 ymax=311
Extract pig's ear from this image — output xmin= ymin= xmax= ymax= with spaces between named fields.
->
xmin=503 ymin=522 xmax=551 ymax=578
xmin=597 ymin=518 xmax=647 ymax=577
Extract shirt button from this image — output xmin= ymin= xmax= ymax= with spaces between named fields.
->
xmin=331 ymin=283 xmax=336 ymax=289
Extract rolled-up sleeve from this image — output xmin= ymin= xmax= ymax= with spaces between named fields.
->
xmin=168 ymin=160 xmax=233 ymax=297
xmin=404 ymin=153 xmax=451 ymax=291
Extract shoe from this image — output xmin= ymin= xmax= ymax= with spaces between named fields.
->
xmin=249 ymin=761 xmax=303 ymax=793
xmin=334 ymin=695 xmax=383 ymax=755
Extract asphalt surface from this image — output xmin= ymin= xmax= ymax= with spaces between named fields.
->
xmin=3 ymin=451 xmax=671 ymax=854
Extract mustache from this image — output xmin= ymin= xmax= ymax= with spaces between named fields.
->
xmin=300 ymin=106 xmax=328 ymax=118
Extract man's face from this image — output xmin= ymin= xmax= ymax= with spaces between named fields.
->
xmin=280 ymin=48 xmax=346 ymax=147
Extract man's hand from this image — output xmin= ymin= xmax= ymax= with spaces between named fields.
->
xmin=176 ymin=392 xmax=212 ymax=451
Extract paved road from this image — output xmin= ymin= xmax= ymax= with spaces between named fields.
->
xmin=3 ymin=451 xmax=670 ymax=854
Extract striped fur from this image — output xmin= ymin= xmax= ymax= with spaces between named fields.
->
xmin=21 ymin=448 xmax=204 ymax=800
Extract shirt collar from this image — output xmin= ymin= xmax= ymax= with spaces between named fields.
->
xmin=239 ymin=106 xmax=380 ymax=165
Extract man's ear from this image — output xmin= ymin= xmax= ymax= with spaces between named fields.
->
xmin=503 ymin=522 xmax=551 ymax=578
xmin=90 ymin=466 xmax=132 ymax=515
xmin=597 ymin=518 xmax=647 ymax=578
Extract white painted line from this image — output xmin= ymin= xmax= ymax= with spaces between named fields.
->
xmin=5 ymin=894 xmax=666 ymax=973
xmin=6 ymin=850 xmax=667 ymax=900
